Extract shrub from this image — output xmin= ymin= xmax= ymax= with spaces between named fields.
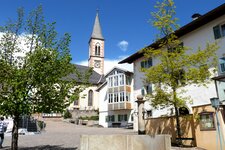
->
xmin=63 ymin=110 xmax=72 ymax=119
xmin=37 ymin=121 xmax=46 ymax=130
xmin=79 ymin=115 xmax=99 ymax=120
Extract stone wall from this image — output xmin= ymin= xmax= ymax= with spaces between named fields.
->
xmin=80 ymin=135 xmax=171 ymax=150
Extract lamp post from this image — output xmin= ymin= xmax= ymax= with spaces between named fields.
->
xmin=135 ymin=95 xmax=146 ymax=135
xmin=210 ymin=97 xmax=224 ymax=150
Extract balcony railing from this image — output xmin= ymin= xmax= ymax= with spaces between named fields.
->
xmin=108 ymin=102 xmax=132 ymax=110
xmin=108 ymin=85 xmax=131 ymax=93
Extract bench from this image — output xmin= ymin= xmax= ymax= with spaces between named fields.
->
xmin=112 ymin=122 xmax=121 ymax=128
xmin=126 ymin=123 xmax=133 ymax=129
xmin=176 ymin=138 xmax=195 ymax=146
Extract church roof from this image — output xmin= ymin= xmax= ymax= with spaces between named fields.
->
xmin=90 ymin=12 xmax=104 ymax=40
xmin=64 ymin=64 xmax=105 ymax=85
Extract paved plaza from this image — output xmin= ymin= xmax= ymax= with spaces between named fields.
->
xmin=2 ymin=120 xmax=136 ymax=150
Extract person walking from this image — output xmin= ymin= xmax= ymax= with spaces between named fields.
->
xmin=0 ymin=117 xmax=7 ymax=148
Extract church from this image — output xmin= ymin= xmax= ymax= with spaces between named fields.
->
xmin=67 ymin=12 xmax=135 ymax=128
xmin=68 ymin=11 xmax=106 ymax=112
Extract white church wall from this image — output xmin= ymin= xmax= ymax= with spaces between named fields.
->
xmin=98 ymin=84 xmax=109 ymax=127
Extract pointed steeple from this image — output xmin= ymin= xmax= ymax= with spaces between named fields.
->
xmin=91 ymin=10 xmax=104 ymax=40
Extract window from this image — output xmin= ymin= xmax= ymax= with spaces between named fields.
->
xmin=88 ymin=90 xmax=93 ymax=106
xmin=141 ymin=84 xmax=152 ymax=96
xmin=119 ymin=92 xmax=125 ymax=102
xmin=146 ymin=84 xmax=152 ymax=94
xmin=168 ymin=42 xmax=184 ymax=53
xmin=118 ymin=114 xmax=127 ymax=121
xmin=141 ymin=87 xmax=145 ymax=96
xmin=219 ymin=57 xmax=225 ymax=73
xmin=114 ymin=76 xmax=118 ymax=86
xmin=108 ymin=93 xmax=113 ymax=103
xmin=126 ymin=92 xmax=130 ymax=101
xmin=126 ymin=76 xmax=132 ymax=85
xmin=222 ymin=24 xmax=225 ymax=37
xmin=141 ymin=58 xmax=152 ymax=68
xmin=106 ymin=115 xmax=115 ymax=122
xmin=114 ymin=93 xmax=119 ymax=102
xmin=199 ymin=112 xmax=215 ymax=131
xmin=95 ymin=43 xmax=100 ymax=56
xmin=108 ymin=77 xmax=113 ymax=87
xmin=74 ymin=100 xmax=79 ymax=106
xmin=213 ymin=24 xmax=225 ymax=39
xmin=109 ymin=115 xmax=115 ymax=122
xmin=124 ymin=114 xmax=128 ymax=121
xmin=147 ymin=110 xmax=152 ymax=117
xmin=119 ymin=74 xmax=124 ymax=86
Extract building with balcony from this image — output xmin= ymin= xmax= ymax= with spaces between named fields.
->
xmin=97 ymin=67 xmax=134 ymax=128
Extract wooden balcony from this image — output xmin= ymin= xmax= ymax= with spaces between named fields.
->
xmin=108 ymin=102 xmax=132 ymax=110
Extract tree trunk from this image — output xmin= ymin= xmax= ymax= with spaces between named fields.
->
xmin=11 ymin=116 xmax=19 ymax=150
xmin=175 ymin=106 xmax=182 ymax=146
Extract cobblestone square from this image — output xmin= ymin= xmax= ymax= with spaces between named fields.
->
xmin=3 ymin=120 xmax=136 ymax=150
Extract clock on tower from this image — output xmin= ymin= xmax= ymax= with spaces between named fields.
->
xmin=94 ymin=60 xmax=101 ymax=68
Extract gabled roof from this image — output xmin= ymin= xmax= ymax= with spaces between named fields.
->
xmin=96 ymin=67 xmax=133 ymax=91
xmin=64 ymin=64 xmax=105 ymax=85
xmin=104 ymin=66 xmax=133 ymax=78
xmin=119 ymin=3 xmax=225 ymax=64
xmin=90 ymin=12 xmax=104 ymax=40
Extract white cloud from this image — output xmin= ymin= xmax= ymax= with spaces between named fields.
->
xmin=117 ymin=40 xmax=129 ymax=52
xmin=74 ymin=55 xmax=133 ymax=75
xmin=76 ymin=60 xmax=88 ymax=66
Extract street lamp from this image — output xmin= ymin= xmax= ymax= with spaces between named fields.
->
xmin=210 ymin=97 xmax=220 ymax=109
xmin=210 ymin=97 xmax=224 ymax=150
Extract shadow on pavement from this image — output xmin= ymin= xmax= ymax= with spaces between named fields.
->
xmin=2 ymin=145 xmax=77 ymax=150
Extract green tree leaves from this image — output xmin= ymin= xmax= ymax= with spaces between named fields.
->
xmin=143 ymin=0 xmax=218 ymax=144
xmin=0 ymin=5 xmax=90 ymax=150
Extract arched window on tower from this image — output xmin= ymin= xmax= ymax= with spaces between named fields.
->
xmin=88 ymin=90 xmax=93 ymax=106
xmin=95 ymin=43 xmax=100 ymax=56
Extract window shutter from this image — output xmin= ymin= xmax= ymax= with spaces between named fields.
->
xmin=141 ymin=61 xmax=144 ymax=68
xmin=220 ymin=63 xmax=225 ymax=73
xmin=148 ymin=58 xmax=152 ymax=67
xmin=213 ymin=25 xmax=221 ymax=39
xmin=146 ymin=84 xmax=152 ymax=94
xmin=112 ymin=115 xmax=115 ymax=122
xmin=118 ymin=115 xmax=121 ymax=121
xmin=141 ymin=88 xmax=145 ymax=96
xmin=124 ymin=114 xmax=128 ymax=121
xmin=105 ymin=116 xmax=109 ymax=122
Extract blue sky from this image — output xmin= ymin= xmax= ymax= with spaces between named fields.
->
xmin=0 ymin=0 xmax=224 ymax=72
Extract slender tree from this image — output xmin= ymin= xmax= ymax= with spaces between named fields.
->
xmin=142 ymin=0 xmax=218 ymax=145
xmin=0 ymin=6 xmax=90 ymax=150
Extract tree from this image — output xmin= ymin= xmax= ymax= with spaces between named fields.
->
xmin=142 ymin=0 xmax=219 ymax=145
xmin=0 ymin=6 xmax=90 ymax=150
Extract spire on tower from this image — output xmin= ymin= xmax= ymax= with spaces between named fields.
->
xmin=91 ymin=10 xmax=104 ymax=40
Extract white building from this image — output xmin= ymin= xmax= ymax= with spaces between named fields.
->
xmin=119 ymin=3 xmax=225 ymax=131
xmin=97 ymin=67 xmax=134 ymax=128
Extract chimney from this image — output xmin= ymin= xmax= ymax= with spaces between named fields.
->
xmin=191 ymin=13 xmax=202 ymax=20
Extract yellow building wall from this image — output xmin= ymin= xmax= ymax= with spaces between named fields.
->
xmin=192 ymin=104 xmax=225 ymax=150
xmin=145 ymin=115 xmax=196 ymax=146
xmin=145 ymin=104 xmax=225 ymax=150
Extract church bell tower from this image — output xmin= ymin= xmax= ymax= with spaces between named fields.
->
xmin=88 ymin=11 xmax=104 ymax=75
